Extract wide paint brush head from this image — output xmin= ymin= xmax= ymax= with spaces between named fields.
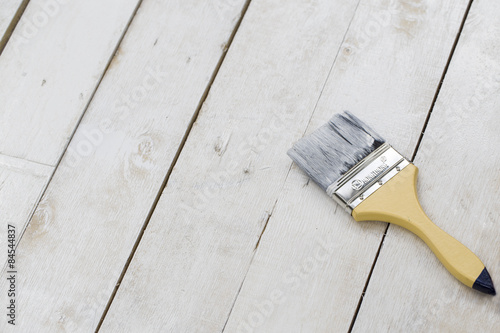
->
xmin=287 ymin=111 xmax=385 ymax=191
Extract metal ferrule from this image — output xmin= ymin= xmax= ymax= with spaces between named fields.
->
xmin=326 ymin=143 xmax=410 ymax=214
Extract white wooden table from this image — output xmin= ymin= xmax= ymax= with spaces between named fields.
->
xmin=1 ymin=0 xmax=498 ymax=332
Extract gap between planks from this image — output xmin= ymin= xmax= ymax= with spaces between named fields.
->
xmin=221 ymin=198 xmax=277 ymax=332
xmin=95 ymin=0 xmax=253 ymax=330
xmin=0 ymin=152 xmax=52 ymax=169
xmin=348 ymin=1 xmax=475 ymax=331
xmin=410 ymin=0 xmax=476 ymax=162
xmin=0 ymin=0 xmax=30 ymax=56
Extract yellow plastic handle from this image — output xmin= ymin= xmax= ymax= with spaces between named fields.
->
xmin=352 ymin=164 xmax=485 ymax=289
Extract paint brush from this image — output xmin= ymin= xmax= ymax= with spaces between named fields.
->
xmin=288 ymin=111 xmax=495 ymax=295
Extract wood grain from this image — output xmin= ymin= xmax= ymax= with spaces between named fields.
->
xmin=0 ymin=0 xmax=248 ymax=331
xmin=0 ymin=0 xmax=140 ymax=166
xmin=223 ymin=0 xmax=471 ymax=332
xmin=353 ymin=0 xmax=500 ymax=331
xmin=99 ymin=0 xmax=363 ymax=331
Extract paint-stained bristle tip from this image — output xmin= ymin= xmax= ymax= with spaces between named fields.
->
xmin=288 ymin=111 xmax=385 ymax=190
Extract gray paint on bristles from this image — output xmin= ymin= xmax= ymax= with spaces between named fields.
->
xmin=287 ymin=111 xmax=385 ymax=190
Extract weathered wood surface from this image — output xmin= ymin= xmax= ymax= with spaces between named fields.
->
xmin=0 ymin=0 xmax=141 ymax=166
xmin=101 ymin=0 xmax=470 ymax=332
xmin=0 ymin=0 xmax=248 ymax=331
xmin=2 ymin=0 xmax=497 ymax=331
xmin=353 ymin=0 xmax=500 ymax=332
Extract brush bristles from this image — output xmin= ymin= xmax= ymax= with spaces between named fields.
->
xmin=287 ymin=111 xmax=385 ymax=190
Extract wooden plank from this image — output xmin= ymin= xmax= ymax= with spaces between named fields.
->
xmin=0 ymin=0 xmax=248 ymax=331
xmin=0 ymin=155 xmax=52 ymax=253
xmin=0 ymin=0 xmax=26 ymax=52
xmin=0 ymin=0 xmax=141 ymax=166
xmin=222 ymin=1 xmax=471 ymax=332
xmin=353 ymin=1 xmax=500 ymax=331
xmin=100 ymin=0 xmax=467 ymax=331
